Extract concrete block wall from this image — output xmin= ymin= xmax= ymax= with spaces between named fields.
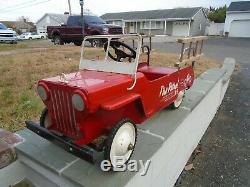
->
xmin=0 ymin=58 xmax=235 ymax=187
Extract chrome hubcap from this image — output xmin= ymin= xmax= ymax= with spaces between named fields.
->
xmin=110 ymin=122 xmax=136 ymax=167
xmin=174 ymin=90 xmax=185 ymax=108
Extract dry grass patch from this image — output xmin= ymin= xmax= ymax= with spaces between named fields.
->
xmin=0 ymin=45 xmax=221 ymax=132
xmin=0 ymin=43 xmax=28 ymax=52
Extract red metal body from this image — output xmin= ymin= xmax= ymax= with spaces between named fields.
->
xmin=39 ymin=61 xmax=194 ymax=145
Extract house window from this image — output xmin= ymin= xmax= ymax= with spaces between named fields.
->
xmin=199 ymin=24 xmax=202 ymax=30
xmin=151 ymin=21 xmax=156 ymax=29
xmin=141 ymin=21 xmax=164 ymax=30
xmin=156 ymin=21 xmax=164 ymax=29
xmin=141 ymin=21 xmax=150 ymax=29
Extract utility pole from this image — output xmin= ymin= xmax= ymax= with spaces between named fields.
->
xmin=68 ymin=0 xmax=72 ymax=15
xmin=79 ymin=0 xmax=84 ymax=40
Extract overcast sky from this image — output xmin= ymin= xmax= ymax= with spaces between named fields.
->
xmin=0 ymin=0 xmax=242 ymax=22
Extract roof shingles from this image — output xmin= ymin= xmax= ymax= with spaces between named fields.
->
xmin=227 ymin=1 xmax=250 ymax=12
xmin=101 ymin=7 xmax=202 ymax=20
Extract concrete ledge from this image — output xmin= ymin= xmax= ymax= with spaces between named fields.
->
xmin=0 ymin=58 xmax=235 ymax=187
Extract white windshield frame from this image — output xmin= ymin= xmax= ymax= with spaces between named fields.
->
xmin=79 ymin=34 xmax=142 ymax=76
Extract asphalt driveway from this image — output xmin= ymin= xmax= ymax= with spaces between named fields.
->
xmin=153 ymin=37 xmax=250 ymax=186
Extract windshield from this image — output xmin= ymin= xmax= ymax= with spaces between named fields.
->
xmin=0 ymin=23 xmax=7 ymax=30
xmin=67 ymin=16 xmax=106 ymax=26
xmin=80 ymin=35 xmax=142 ymax=75
xmin=84 ymin=16 xmax=106 ymax=24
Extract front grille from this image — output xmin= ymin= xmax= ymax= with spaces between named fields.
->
xmin=109 ymin=27 xmax=123 ymax=34
xmin=50 ymin=88 xmax=79 ymax=138
xmin=0 ymin=33 xmax=14 ymax=37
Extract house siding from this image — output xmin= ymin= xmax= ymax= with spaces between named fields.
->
xmin=190 ymin=9 xmax=208 ymax=36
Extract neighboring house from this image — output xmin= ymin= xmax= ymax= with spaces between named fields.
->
xmin=36 ymin=10 xmax=94 ymax=34
xmin=224 ymin=1 xmax=250 ymax=38
xmin=101 ymin=7 xmax=208 ymax=36
xmin=1 ymin=21 xmax=35 ymax=33
xmin=36 ymin=13 xmax=69 ymax=34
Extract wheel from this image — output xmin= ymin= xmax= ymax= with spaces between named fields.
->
xmin=40 ymin=108 xmax=52 ymax=128
xmin=29 ymin=37 xmax=32 ymax=40
xmin=53 ymin=35 xmax=63 ymax=45
xmin=41 ymin=36 xmax=44 ymax=39
xmin=74 ymin=41 xmax=82 ymax=46
xmin=104 ymin=119 xmax=137 ymax=168
xmin=171 ymin=90 xmax=185 ymax=109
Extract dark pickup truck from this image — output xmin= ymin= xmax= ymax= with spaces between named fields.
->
xmin=47 ymin=15 xmax=123 ymax=46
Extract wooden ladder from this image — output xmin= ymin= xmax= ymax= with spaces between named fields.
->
xmin=175 ymin=36 xmax=208 ymax=68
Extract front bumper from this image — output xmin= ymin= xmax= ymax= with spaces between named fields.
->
xmin=0 ymin=37 xmax=17 ymax=43
xmin=25 ymin=121 xmax=101 ymax=163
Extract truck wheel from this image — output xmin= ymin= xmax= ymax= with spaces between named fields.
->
xmin=53 ymin=35 xmax=63 ymax=45
xmin=40 ymin=108 xmax=52 ymax=128
xmin=29 ymin=37 xmax=32 ymax=40
xmin=41 ymin=36 xmax=44 ymax=39
xmin=104 ymin=119 xmax=137 ymax=168
xmin=74 ymin=41 xmax=82 ymax=46
xmin=171 ymin=90 xmax=185 ymax=109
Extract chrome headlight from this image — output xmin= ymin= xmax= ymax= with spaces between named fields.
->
xmin=72 ymin=94 xmax=85 ymax=111
xmin=37 ymin=85 xmax=48 ymax=101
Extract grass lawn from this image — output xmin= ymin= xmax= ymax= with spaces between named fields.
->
xmin=0 ymin=43 xmax=221 ymax=132
xmin=0 ymin=43 xmax=28 ymax=52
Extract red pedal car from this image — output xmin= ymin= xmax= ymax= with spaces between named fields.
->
xmin=26 ymin=34 xmax=199 ymax=167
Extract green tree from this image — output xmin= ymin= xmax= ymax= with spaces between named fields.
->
xmin=208 ymin=6 xmax=227 ymax=23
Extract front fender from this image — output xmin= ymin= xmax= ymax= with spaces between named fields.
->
xmin=101 ymin=93 xmax=141 ymax=111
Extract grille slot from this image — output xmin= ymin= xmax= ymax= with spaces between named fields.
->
xmin=0 ymin=33 xmax=14 ymax=37
xmin=50 ymin=88 xmax=78 ymax=138
xmin=109 ymin=27 xmax=123 ymax=34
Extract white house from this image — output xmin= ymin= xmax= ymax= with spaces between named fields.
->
xmin=224 ymin=1 xmax=250 ymax=38
xmin=36 ymin=13 xmax=69 ymax=34
xmin=101 ymin=7 xmax=208 ymax=36
xmin=36 ymin=10 xmax=95 ymax=34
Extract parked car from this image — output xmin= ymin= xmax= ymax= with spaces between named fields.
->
xmin=47 ymin=15 xmax=123 ymax=46
xmin=19 ymin=32 xmax=46 ymax=40
xmin=0 ymin=23 xmax=17 ymax=44
xmin=39 ymin=31 xmax=48 ymax=39
xmin=26 ymin=35 xmax=199 ymax=168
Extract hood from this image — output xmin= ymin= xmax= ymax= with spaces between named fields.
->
xmin=0 ymin=29 xmax=16 ymax=34
xmin=103 ymin=24 xmax=122 ymax=28
xmin=41 ymin=70 xmax=132 ymax=93
xmin=88 ymin=23 xmax=122 ymax=29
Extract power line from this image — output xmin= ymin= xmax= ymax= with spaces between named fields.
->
xmin=0 ymin=0 xmax=52 ymax=14
xmin=0 ymin=0 xmax=38 ymax=11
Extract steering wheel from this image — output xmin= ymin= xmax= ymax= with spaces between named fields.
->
xmin=104 ymin=40 xmax=136 ymax=62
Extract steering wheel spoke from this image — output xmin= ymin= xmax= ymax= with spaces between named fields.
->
xmin=104 ymin=41 xmax=136 ymax=62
